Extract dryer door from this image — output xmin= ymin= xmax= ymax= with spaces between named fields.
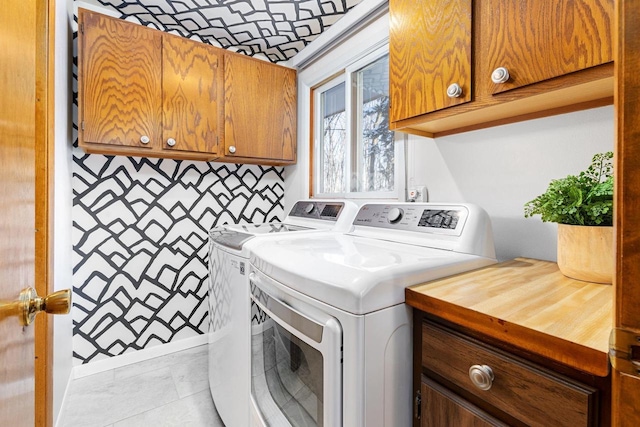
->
xmin=250 ymin=273 xmax=342 ymax=427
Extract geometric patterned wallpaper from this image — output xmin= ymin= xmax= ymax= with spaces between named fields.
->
xmin=81 ymin=0 xmax=363 ymax=62
xmin=72 ymin=152 xmax=285 ymax=364
xmin=70 ymin=3 xmax=294 ymax=364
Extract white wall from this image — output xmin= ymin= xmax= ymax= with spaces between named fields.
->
xmin=286 ymin=6 xmax=615 ymax=262
xmin=53 ymin=0 xmax=75 ymax=422
xmin=406 ymin=106 xmax=614 ymax=261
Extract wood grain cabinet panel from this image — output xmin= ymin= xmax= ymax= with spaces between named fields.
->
xmin=389 ymin=0 xmax=472 ymax=121
xmin=80 ymin=10 xmax=162 ymax=149
xmin=389 ymin=0 xmax=614 ymax=137
xmin=480 ymin=0 xmax=614 ymax=95
xmin=221 ymin=53 xmax=297 ymax=164
xmin=79 ymin=9 xmax=296 ymax=164
xmin=421 ymin=377 xmax=508 ymax=427
xmin=162 ymin=34 xmax=222 ymax=154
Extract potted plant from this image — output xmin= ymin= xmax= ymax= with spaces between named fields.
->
xmin=524 ymin=151 xmax=614 ymax=283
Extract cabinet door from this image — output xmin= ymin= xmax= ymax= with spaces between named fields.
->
xmin=421 ymin=377 xmax=507 ymax=427
xmin=481 ymin=0 xmax=614 ymax=95
xmin=162 ymin=34 xmax=222 ymax=154
xmin=80 ymin=10 xmax=162 ymax=148
xmin=389 ymin=0 xmax=472 ymax=122
xmin=224 ymin=53 xmax=296 ymax=162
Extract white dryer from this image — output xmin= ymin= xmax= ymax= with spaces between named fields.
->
xmin=248 ymin=203 xmax=497 ymax=427
xmin=207 ymin=200 xmax=358 ymax=427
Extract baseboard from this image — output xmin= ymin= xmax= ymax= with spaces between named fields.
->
xmin=73 ymin=334 xmax=209 ymax=379
xmin=54 ymin=369 xmax=74 ymax=427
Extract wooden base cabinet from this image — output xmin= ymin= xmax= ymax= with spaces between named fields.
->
xmin=78 ymin=9 xmax=296 ymax=165
xmin=421 ymin=376 xmax=508 ymax=427
xmin=414 ymin=315 xmax=609 ymax=427
xmin=390 ymin=0 xmax=614 ymax=137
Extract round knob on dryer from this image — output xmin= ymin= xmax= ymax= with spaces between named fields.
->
xmin=491 ymin=67 xmax=510 ymax=84
xmin=166 ymin=138 xmax=176 ymax=147
xmin=387 ymin=207 xmax=404 ymax=224
xmin=304 ymin=203 xmax=315 ymax=214
xmin=229 ymin=145 xmax=236 ymax=154
xmin=140 ymin=135 xmax=150 ymax=145
xmin=446 ymin=83 xmax=463 ymax=98
xmin=469 ymin=365 xmax=494 ymax=391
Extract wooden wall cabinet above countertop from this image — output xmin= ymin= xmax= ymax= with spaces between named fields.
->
xmin=389 ymin=0 xmax=615 ymax=137
xmin=78 ymin=9 xmax=297 ymax=165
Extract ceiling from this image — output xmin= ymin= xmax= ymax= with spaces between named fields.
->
xmin=84 ymin=0 xmax=364 ymax=62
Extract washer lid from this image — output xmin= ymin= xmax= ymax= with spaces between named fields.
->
xmin=249 ymin=234 xmax=496 ymax=315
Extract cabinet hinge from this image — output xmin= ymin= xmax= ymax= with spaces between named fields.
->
xmin=609 ymin=327 xmax=640 ymax=377
xmin=414 ymin=389 xmax=421 ymax=420
xmin=80 ymin=23 xmax=84 ymax=34
xmin=81 ymin=121 xmax=85 ymax=131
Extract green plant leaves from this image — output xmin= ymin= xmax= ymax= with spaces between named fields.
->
xmin=524 ymin=151 xmax=613 ymax=226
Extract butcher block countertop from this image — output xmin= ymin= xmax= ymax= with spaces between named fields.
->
xmin=406 ymin=257 xmax=612 ymax=377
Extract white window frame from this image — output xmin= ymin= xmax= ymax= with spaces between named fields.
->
xmin=312 ymin=44 xmax=405 ymax=200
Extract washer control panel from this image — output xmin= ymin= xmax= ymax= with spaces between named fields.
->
xmin=353 ymin=203 xmax=469 ymax=236
xmin=288 ymin=201 xmax=345 ymax=221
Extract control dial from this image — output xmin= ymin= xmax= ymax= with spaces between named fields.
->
xmin=387 ymin=207 xmax=404 ymax=224
xmin=304 ymin=203 xmax=315 ymax=214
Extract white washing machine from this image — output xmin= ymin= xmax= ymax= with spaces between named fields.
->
xmin=207 ymin=200 xmax=358 ymax=427
xmin=247 ymin=202 xmax=497 ymax=427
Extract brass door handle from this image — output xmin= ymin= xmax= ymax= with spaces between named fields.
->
xmin=0 ymin=287 xmax=71 ymax=326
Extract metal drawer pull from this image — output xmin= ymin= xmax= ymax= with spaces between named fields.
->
xmin=140 ymin=135 xmax=150 ymax=144
xmin=166 ymin=138 xmax=177 ymax=147
xmin=469 ymin=364 xmax=494 ymax=390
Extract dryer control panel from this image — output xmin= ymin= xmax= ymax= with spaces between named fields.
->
xmin=288 ymin=201 xmax=345 ymax=221
xmin=353 ymin=203 xmax=470 ymax=236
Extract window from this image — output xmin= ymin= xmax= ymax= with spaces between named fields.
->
xmin=313 ymin=47 xmax=403 ymax=198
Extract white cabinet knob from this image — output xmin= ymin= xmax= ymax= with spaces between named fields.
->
xmin=166 ymin=138 xmax=176 ymax=147
xmin=446 ymin=83 xmax=463 ymax=98
xmin=469 ymin=364 xmax=494 ymax=391
xmin=491 ymin=67 xmax=510 ymax=84
xmin=140 ymin=135 xmax=150 ymax=144
xmin=228 ymin=145 xmax=236 ymax=154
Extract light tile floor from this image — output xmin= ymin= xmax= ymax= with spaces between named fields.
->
xmin=60 ymin=345 xmax=225 ymax=427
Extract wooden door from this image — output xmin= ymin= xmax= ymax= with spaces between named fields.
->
xmin=224 ymin=53 xmax=296 ymax=162
xmin=389 ymin=0 xmax=472 ymax=122
xmin=481 ymin=0 xmax=614 ymax=95
xmin=162 ymin=34 xmax=222 ymax=155
xmin=79 ymin=9 xmax=162 ymax=149
xmin=613 ymin=0 xmax=640 ymax=425
xmin=1 ymin=0 xmax=52 ymax=425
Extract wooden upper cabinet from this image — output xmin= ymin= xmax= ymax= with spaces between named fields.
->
xmin=222 ymin=53 xmax=297 ymax=164
xmin=162 ymin=34 xmax=222 ymax=154
xmin=80 ymin=10 xmax=162 ymax=149
xmin=389 ymin=0 xmax=615 ymax=137
xmin=78 ymin=9 xmax=297 ymax=164
xmin=480 ymin=0 xmax=614 ymax=95
xmin=389 ymin=0 xmax=472 ymax=122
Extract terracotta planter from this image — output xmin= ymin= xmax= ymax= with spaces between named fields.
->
xmin=557 ymin=224 xmax=613 ymax=284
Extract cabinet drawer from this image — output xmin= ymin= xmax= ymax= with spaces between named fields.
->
xmin=422 ymin=321 xmax=597 ymax=426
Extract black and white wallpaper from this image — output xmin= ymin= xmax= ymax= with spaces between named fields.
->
xmin=81 ymin=0 xmax=363 ymax=62
xmin=72 ymin=155 xmax=285 ymax=364
xmin=71 ymin=2 xmax=291 ymax=364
